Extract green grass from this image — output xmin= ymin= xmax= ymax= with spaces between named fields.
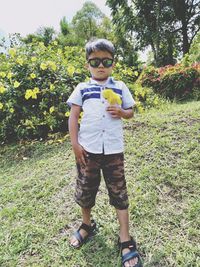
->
xmin=0 ymin=101 xmax=200 ymax=267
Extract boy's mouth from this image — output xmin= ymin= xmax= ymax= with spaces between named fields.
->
xmin=98 ymin=70 xmax=105 ymax=73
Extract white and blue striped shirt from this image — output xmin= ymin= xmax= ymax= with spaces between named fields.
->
xmin=67 ymin=77 xmax=135 ymax=155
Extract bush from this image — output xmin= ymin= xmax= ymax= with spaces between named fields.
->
xmin=140 ymin=63 xmax=200 ymax=100
xmin=128 ymin=83 xmax=167 ymax=113
xmin=0 ymin=41 xmax=87 ymax=142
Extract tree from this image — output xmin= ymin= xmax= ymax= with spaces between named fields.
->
xmin=60 ymin=16 xmax=70 ymax=36
xmin=71 ymin=1 xmax=105 ymax=41
xmin=172 ymin=0 xmax=200 ymax=54
xmin=22 ymin=27 xmax=56 ymax=46
xmin=57 ymin=1 xmax=115 ymax=47
xmin=107 ymin=0 xmax=200 ymax=66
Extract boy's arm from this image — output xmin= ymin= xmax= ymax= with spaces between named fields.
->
xmin=68 ymin=104 xmax=87 ymax=166
xmin=106 ymin=106 xmax=133 ymax=119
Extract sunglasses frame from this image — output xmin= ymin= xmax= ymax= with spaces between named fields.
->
xmin=88 ymin=57 xmax=114 ymax=68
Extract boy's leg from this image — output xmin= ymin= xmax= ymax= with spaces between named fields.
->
xmin=116 ymin=208 xmax=130 ymax=241
xmin=102 ymin=154 xmax=138 ymax=266
xmin=116 ymin=208 xmax=138 ymax=267
xmin=70 ymin=153 xmax=101 ymax=246
xmin=70 ymin=207 xmax=92 ymax=247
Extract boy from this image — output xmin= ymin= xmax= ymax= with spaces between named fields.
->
xmin=67 ymin=39 xmax=142 ymax=267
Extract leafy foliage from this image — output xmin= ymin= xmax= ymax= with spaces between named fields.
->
xmin=72 ymin=1 xmax=105 ymax=41
xmin=0 ymin=41 xmax=87 ymax=142
xmin=107 ymin=0 xmax=200 ymax=66
xmin=140 ymin=63 xmax=200 ymax=100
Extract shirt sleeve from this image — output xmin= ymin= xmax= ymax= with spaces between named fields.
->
xmin=67 ymin=83 xmax=83 ymax=107
xmin=121 ymin=81 xmax=135 ymax=109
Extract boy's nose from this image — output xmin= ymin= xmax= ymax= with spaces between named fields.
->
xmin=98 ymin=62 xmax=104 ymax=67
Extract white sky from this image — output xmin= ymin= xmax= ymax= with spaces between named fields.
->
xmin=0 ymin=0 xmax=111 ymax=36
xmin=0 ymin=0 xmax=149 ymax=61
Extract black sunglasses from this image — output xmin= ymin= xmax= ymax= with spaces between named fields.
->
xmin=88 ymin=57 xmax=114 ymax=68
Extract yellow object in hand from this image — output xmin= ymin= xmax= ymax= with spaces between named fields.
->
xmin=102 ymin=89 xmax=122 ymax=105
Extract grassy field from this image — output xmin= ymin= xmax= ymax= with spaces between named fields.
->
xmin=0 ymin=101 xmax=200 ymax=267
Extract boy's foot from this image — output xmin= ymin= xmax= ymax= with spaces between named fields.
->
xmin=118 ymin=237 xmax=142 ymax=267
xmin=70 ymin=220 xmax=96 ymax=248
xmin=122 ymin=247 xmax=138 ymax=267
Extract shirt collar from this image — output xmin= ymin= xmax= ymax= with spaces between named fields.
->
xmin=89 ymin=77 xmax=115 ymax=86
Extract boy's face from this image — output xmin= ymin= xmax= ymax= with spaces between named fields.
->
xmin=87 ymin=50 xmax=114 ymax=81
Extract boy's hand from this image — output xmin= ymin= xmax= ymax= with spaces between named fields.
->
xmin=107 ymin=105 xmax=133 ymax=119
xmin=72 ymin=143 xmax=88 ymax=166
xmin=106 ymin=105 xmax=123 ymax=118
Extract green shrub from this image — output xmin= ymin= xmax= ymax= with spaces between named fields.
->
xmin=140 ymin=63 xmax=200 ymax=100
xmin=128 ymin=83 xmax=166 ymax=113
xmin=0 ymin=41 xmax=87 ymax=142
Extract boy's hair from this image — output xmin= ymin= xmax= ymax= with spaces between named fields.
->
xmin=85 ymin=38 xmax=115 ymax=60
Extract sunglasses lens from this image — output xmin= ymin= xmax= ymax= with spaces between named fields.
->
xmin=89 ymin=59 xmax=101 ymax=68
xmin=103 ymin=59 xmax=113 ymax=67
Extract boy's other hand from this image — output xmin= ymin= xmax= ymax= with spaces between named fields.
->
xmin=72 ymin=143 xmax=88 ymax=166
xmin=106 ymin=105 xmax=122 ymax=118
xmin=107 ymin=105 xmax=133 ymax=119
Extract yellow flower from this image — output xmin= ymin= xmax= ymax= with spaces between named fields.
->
xmin=0 ymin=72 xmax=6 ymax=78
xmin=40 ymin=63 xmax=47 ymax=70
xmin=50 ymin=84 xmax=55 ymax=91
xmin=49 ymin=106 xmax=55 ymax=114
xmin=0 ymin=103 xmax=3 ymax=109
xmin=30 ymin=73 xmax=36 ymax=79
xmin=25 ymin=88 xmax=40 ymax=100
xmin=65 ymin=111 xmax=70 ymax=117
xmin=16 ymin=58 xmax=23 ymax=65
xmin=53 ymin=41 xmax=58 ymax=46
xmin=14 ymin=81 xmax=20 ymax=88
xmin=9 ymin=48 xmax=16 ymax=58
xmin=67 ymin=65 xmax=75 ymax=77
xmin=102 ymin=89 xmax=122 ymax=105
xmin=48 ymin=61 xmax=57 ymax=71
xmin=31 ymin=57 xmax=37 ymax=62
xmin=7 ymin=72 xmax=13 ymax=79
xmin=32 ymin=87 xmax=40 ymax=99
xmin=0 ymin=85 xmax=6 ymax=94
xmin=134 ymin=71 xmax=139 ymax=77
xmin=33 ymin=87 xmax=39 ymax=93
xmin=9 ymin=108 xmax=14 ymax=113
xmin=24 ymin=119 xmax=35 ymax=129
xmin=25 ymin=89 xmax=33 ymax=100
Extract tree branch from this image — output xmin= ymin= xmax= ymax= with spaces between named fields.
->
xmin=189 ymin=25 xmax=200 ymax=45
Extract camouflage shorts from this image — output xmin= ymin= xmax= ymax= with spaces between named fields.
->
xmin=75 ymin=152 xmax=129 ymax=210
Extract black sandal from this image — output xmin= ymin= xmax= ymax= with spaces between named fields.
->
xmin=118 ymin=237 xmax=143 ymax=267
xmin=71 ymin=219 xmax=96 ymax=248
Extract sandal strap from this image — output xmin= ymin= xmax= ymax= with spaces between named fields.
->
xmin=120 ymin=238 xmax=137 ymax=251
xmin=74 ymin=230 xmax=83 ymax=243
xmin=122 ymin=251 xmax=140 ymax=265
xmin=78 ymin=219 xmax=96 ymax=234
